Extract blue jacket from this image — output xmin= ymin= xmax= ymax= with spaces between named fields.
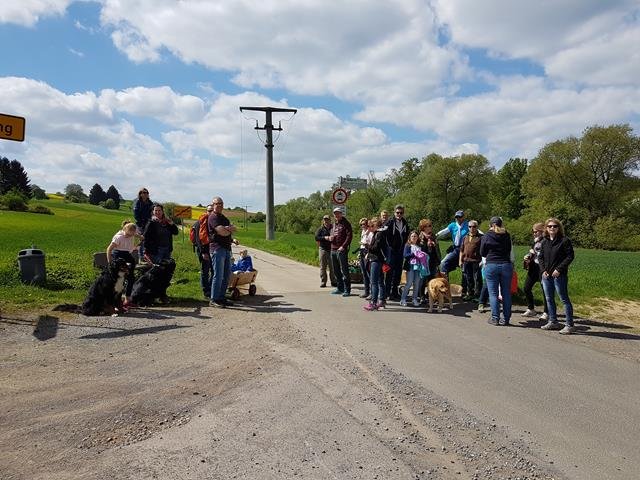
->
xmin=437 ymin=220 xmax=469 ymax=248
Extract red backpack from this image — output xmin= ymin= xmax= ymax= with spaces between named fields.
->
xmin=197 ymin=212 xmax=210 ymax=246
xmin=190 ymin=212 xmax=210 ymax=248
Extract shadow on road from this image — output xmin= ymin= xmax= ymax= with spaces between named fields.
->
xmin=33 ymin=315 xmax=59 ymax=341
xmin=226 ymin=294 xmax=312 ymax=314
xmin=79 ymin=324 xmax=190 ymax=340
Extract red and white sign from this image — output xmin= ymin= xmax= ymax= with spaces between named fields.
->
xmin=332 ymin=187 xmax=348 ymax=204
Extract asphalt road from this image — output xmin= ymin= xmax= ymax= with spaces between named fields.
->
xmin=245 ymin=246 xmax=640 ymax=480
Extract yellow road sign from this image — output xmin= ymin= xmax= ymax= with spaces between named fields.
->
xmin=0 ymin=113 xmax=26 ymax=142
xmin=173 ymin=205 xmax=192 ymax=219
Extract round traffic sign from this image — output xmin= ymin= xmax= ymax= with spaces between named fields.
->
xmin=332 ymin=187 xmax=348 ymax=204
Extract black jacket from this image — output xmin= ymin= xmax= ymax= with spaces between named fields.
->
xmin=315 ymin=224 xmax=332 ymax=251
xmin=143 ymin=218 xmax=179 ymax=255
xmin=480 ymin=230 xmax=512 ymax=264
xmin=385 ymin=218 xmax=409 ymax=251
xmin=539 ymin=236 xmax=574 ymax=275
xmin=366 ymin=230 xmax=387 ymax=263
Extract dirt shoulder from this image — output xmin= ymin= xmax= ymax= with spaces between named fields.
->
xmin=1 ymin=300 xmax=563 ymax=480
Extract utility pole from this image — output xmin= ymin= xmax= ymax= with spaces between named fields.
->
xmin=239 ymin=106 xmax=297 ymax=240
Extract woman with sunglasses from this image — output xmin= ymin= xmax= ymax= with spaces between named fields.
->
xmin=539 ymin=218 xmax=576 ymax=334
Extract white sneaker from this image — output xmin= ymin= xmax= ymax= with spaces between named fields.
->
xmin=478 ymin=304 xmax=486 ymax=313
xmin=400 ymin=301 xmax=407 ymax=307
xmin=412 ymin=300 xmax=420 ymax=307
xmin=539 ymin=312 xmax=549 ymax=321
xmin=559 ymin=325 xmax=576 ymax=335
xmin=521 ymin=309 xmax=537 ymax=317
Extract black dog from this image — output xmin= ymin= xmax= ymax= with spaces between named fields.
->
xmin=81 ymin=258 xmax=130 ymax=316
xmin=130 ymin=258 xmax=176 ymax=306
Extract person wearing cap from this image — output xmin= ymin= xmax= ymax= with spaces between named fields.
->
xmin=436 ymin=210 xmax=471 ymax=295
xmin=383 ymin=204 xmax=410 ymax=301
xmin=328 ymin=207 xmax=353 ymax=296
xmin=314 ymin=214 xmax=337 ymax=288
xmin=479 ymin=216 xmax=515 ymax=326
xmin=459 ymin=219 xmax=483 ymax=301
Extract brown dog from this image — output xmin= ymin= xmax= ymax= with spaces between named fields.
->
xmin=427 ymin=273 xmax=453 ymax=313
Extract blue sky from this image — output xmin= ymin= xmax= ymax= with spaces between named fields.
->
xmin=1 ymin=0 xmax=639 ymax=210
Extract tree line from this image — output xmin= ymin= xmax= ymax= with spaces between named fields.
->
xmin=0 ymin=157 xmax=126 ymax=213
xmin=274 ymin=124 xmax=640 ymax=251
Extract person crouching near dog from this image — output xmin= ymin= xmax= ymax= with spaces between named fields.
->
xmin=106 ymin=221 xmax=142 ymax=305
xmin=539 ymin=218 xmax=576 ymax=334
xmin=459 ymin=220 xmax=483 ymax=302
xmin=479 ymin=216 xmax=514 ymax=326
xmin=363 ymin=217 xmax=387 ymax=311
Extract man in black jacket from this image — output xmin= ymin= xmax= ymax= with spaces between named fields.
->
xmin=385 ymin=204 xmax=409 ymax=301
xmin=314 ymin=215 xmax=337 ymax=288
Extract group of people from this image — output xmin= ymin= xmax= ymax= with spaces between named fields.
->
xmin=104 ymin=188 xmax=252 ymax=309
xmin=105 ymin=188 xmax=178 ymax=306
xmin=315 ymin=206 xmax=577 ymax=334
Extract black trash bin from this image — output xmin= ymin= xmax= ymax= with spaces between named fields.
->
xmin=17 ymin=247 xmax=46 ymax=285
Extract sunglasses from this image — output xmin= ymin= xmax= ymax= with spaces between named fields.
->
xmin=469 ymin=225 xmax=478 ymax=228
xmin=547 ymin=224 xmax=559 ymax=228
xmin=395 ymin=211 xmax=404 ymax=214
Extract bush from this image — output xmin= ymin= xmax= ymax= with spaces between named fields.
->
xmin=102 ymin=198 xmax=118 ymax=210
xmin=29 ymin=204 xmax=53 ymax=215
xmin=0 ymin=191 xmax=29 ymax=211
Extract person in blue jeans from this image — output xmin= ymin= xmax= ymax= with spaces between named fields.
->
xmin=208 ymin=196 xmax=238 ymax=308
xmin=479 ymin=216 xmax=514 ymax=326
xmin=363 ymin=218 xmax=387 ymax=311
xmin=436 ymin=210 xmax=470 ymax=295
xmin=400 ymin=231 xmax=426 ymax=307
xmin=539 ymin=218 xmax=576 ymax=334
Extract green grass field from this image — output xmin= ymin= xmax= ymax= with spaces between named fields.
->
xmin=1 ymin=198 xmax=638 ymax=317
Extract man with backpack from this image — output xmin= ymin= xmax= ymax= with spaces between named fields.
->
xmin=191 ymin=205 xmax=214 ymax=298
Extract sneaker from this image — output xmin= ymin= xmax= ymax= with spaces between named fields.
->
xmin=521 ymin=309 xmax=537 ymax=317
xmin=539 ymin=312 xmax=549 ymax=321
xmin=487 ymin=317 xmax=499 ymax=326
xmin=320 ymin=283 xmax=327 ymax=288
xmin=331 ymin=289 xmax=344 ymax=295
xmin=209 ymin=300 xmax=226 ymax=308
xmin=412 ymin=300 xmax=421 ymax=307
xmin=399 ymin=300 xmax=407 ymax=306
xmin=559 ymin=325 xmax=576 ymax=335
xmin=377 ymin=302 xmax=386 ymax=310
xmin=342 ymin=291 xmax=351 ymax=297
xmin=541 ymin=321 xmax=562 ymax=330
xmin=478 ymin=304 xmax=486 ymax=313
xmin=359 ymin=292 xmax=370 ymax=298
xmin=363 ymin=303 xmax=377 ymax=311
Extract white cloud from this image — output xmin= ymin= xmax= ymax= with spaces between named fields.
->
xmin=99 ymin=0 xmax=468 ymax=106
xmin=99 ymin=86 xmax=205 ymax=127
xmin=0 ymin=0 xmax=71 ymax=27
xmin=1 ymin=77 xmax=428 ymax=209
xmin=432 ymin=0 xmax=640 ymax=86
